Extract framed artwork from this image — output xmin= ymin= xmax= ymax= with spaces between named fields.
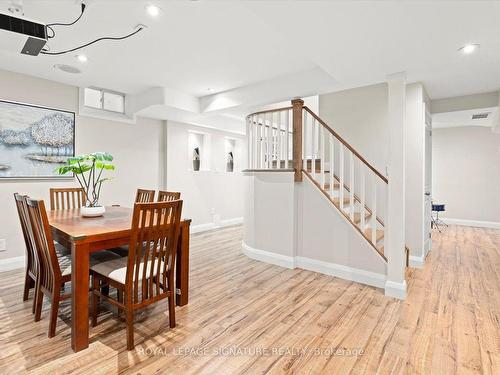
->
xmin=0 ymin=100 xmax=75 ymax=179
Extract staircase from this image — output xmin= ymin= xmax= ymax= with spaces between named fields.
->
xmin=246 ymin=99 xmax=409 ymax=264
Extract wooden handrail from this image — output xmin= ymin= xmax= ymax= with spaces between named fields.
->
xmin=246 ymin=106 xmax=293 ymax=118
xmin=303 ymin=106 xmax=388 ymax=184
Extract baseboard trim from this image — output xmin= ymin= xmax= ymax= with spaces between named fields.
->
xmin=191 ymin=217 xmax=244 ymax=234
xmin=384 ymin=280 xmax=407 ymax=300
xmin=241 ymin=242 xmax=295 ymax=269
xmin=0 ymin=255 xmax=25 ymax=272
xmin=441 ymin=218 xmax=500 ymax=229
xmin=295 ymin=256 xmax=386 ymax=289
xmin=241 ymin=243 xmax=386 ymax=289
xmin=409 ymin=254 xmax=425 ymax=269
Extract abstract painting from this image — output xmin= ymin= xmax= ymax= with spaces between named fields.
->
xmin=0 ymin=100 xmax=75 ymax=179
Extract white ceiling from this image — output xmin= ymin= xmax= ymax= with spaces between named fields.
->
xmin=1 ymin=0 xmax=500 ymax=133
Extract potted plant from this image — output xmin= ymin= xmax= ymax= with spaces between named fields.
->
xmin=56 ymin=152 xmax=115 ymax=217
xmin=227 ymin=151 xmax=234 ymax=172
xmin=193 ymin=147 xmax=200 ymax=171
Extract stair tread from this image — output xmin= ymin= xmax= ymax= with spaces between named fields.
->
xmin=363 ymin=228 xmax=384 ymax=242
xmin=352 ymin=211 xmax=372 ymax=224
xmin=332 ymin=197 xmax=352 ymax=205
xmin=323 ymin=182 xmax=340 ymax=190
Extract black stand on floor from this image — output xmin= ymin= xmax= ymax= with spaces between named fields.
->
xmin=432 ymin=203 xmax=448 ymax=233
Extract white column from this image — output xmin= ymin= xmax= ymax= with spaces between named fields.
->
xmin=385 ymin=72 xmax=407 ymax=300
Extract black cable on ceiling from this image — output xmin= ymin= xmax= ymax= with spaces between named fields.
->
xmin=47 ymin=3 xmax=86 ymax=28
xmin=40 ymin=27 xmax=144 ymax=56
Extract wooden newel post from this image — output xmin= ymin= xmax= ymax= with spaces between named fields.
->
xmin=291 ymin=98 xmax=304 ymax=182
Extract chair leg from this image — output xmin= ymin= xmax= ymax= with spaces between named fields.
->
xmin=168 ymin=291 xmax=176 ymax=329
xmin=48 ymin=288 xmax=60 ymax=338
xmin=32 ymin=280 xmax=38 ymax=314
xmin=101 ymin=284 xmax=110 ymax=296
xmin=126 ymin=310 xmax=134 ymax=350
xmin=23 ymin=272 xmax=31 ymax=301
xmin=91 ymin=275 xmax=100 ymax=327
xmin=34 ymin=284 xmax=43 ymax=322
xmin=116 ymin=290 xmax=123 ymax=317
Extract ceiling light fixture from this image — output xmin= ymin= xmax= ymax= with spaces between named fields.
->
xmin=54 ymin=64 xmax=82 ymax=74
xmin=76 ymin=54 xmax=87 ymax=63
xmin=459 ymin=43 xmax=479 ymax=54
xmin=146 ymin=4 xmax=161 ymax=17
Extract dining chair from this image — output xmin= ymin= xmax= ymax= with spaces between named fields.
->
xmin=14 ymin=193 xmax=39 ymax=310
xmin=90 ymin=200 xmax=183 ymax=350
xmin=135 ymin=189 xmax=155 ymax=203
xmin=50 ymin=187 xmax=86 ymax=210
xmin=25 ymin=198 xmax=122 ymax=337
xmin=157 ymin=191 xmax=181 ymax=202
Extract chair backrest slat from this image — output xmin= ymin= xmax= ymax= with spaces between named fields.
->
xmin=126 ymin=200 xmax=183 ymax=306
xmin=26 ymin=199 xmax=62 ymax=294
xmin=135 ymin=189 xmax=155 ymax=203
xmin=14 ymin=194 xmax=37 ymax=277
xmin=50 ymin=188 xmax=85 ymax=210
xmin=157 ymin=191 xmax=181 ymax=202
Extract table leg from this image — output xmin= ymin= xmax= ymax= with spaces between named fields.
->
xmin=176 ymin=223 xmax=190 ymax=306
xmin=71 ymin=242 xmax=90 ymax=352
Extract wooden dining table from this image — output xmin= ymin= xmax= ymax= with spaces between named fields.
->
xmin=47 ymin=206 xmax=191 ymax=352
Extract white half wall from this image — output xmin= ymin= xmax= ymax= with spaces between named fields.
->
xmin=243 ymin=171 xmax=387 ymax=289
xmin=243 ymin=171 xmax=296 ymax=263
xmin=432 ymin=126 xmax=500 ymax=224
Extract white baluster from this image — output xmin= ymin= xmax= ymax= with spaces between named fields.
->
xmin=311 ymin=117 xmax=316 ymax=178
xmin=277 ymin=111 xmax=281 ymax=169
xmin=255 ymin=116 xmax=259 ymax=168
xmin=267 ymin=113 xmax=272 ymax=169
xmin=258 ymin=116 xmax=263 ymax=169
xmin=360 ymin=164 xmax=366 ymax=230
xmin=339 ymin=143 xmax=344 ymax=210
xmin=285 ymin=110 xmax=289 ymax=169
xmin=320 ymin=126 xmax=325 ymax=189
xmin=329 ymin=133 xmax=334 ymax=197
xmin=371 ymin=174 xmax=377 ymax=245
xmin=349 ymin=151 xmax=354 ymax=221
xmin=303 ymin=110 xmax=307 ymax=172
xmin=246 ymin=117 xmax=249 ymax=168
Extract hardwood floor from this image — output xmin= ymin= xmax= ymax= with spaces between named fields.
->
xmin=0 ymin=225 xmax=498 ymax=374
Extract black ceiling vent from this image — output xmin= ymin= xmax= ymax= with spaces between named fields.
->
xmin=472 ymin=112 xmax=490 ymax=120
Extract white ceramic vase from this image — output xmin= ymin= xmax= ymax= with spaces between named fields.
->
xmin=81 ymin=206 xmax=106 ymax=218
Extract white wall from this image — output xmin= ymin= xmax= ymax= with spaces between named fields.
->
xmin=432 ymin=126 xmax=500 ymax=225
xmin=319 ymin=83 xmax=428 ymax=260
xmin=166 ymin=121 xmax=245 ymax=231
xmin=297 ymin=177 xmax=387 ymax=276
xmin=319 ymin=84 xmax=389 ymax=173
xmin=0 ymin=69 xmax=163 ymax=261
xmin=405 ymin=84 xmax=428 ymax=259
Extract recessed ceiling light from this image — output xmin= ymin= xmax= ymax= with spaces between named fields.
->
xmin=54 ymin=64 xmax=82 ymax=74
xmin=207 ymin=88 xmax=215 ymax=92
xmin=459 ymin=43 xmax=479 ymax=54
xmin=75 ymin=54 xmax=88 ymax=63
xmin=145 ymin=4 xmax=161 ymax=17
